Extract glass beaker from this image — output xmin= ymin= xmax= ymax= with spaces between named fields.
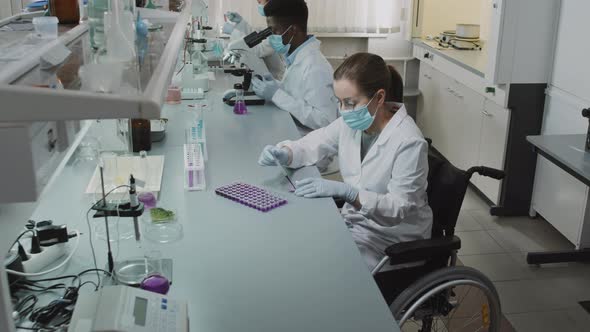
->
xmin=99 ymin=151 xmax=118 ymax=192
xmin=88 ymin=0 xmax=109 ymax=49
xmin=233 ymin=83 xmax=247 ymax=115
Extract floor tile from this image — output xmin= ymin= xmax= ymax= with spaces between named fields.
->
xmin=510 ymin=252 xmax=590 ymax=280
xmin=456 ymin=231 xmax=505 ymax=255
xmin=494 ymin=278 xmax=584 ymax=314
xmin=460 ymin=188 xmax=490 ymax=211
xmin=487 ymin=220 xmax=574 ymax=253
xmin=565 ymin=305 xmax=590 ymax=329
xmin=506 ymin=310 xmax=587 ymax=332
xmin=455 ymin=211 xmax=485 ymax=232
xmin=466 ymin=209 xmax=526 ymax=230
xmin=459 ymin=253 xmax=531 ymax=282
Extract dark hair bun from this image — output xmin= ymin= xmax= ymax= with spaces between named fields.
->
xmin=334 ymin=53 xmax=404 ymax=103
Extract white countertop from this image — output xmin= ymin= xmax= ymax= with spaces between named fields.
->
xmin=414 ymin=38 xmax=488 ymax=77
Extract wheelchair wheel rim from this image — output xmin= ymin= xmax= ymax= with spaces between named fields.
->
xmin=398 ymin=279 xmax=498 ymax=332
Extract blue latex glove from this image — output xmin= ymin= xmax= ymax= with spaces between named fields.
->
xmin=226 ymin=12 xmax=243 ymax=24
xmin=252 ymin=75 xmax=280 ymax=101
xmin=295 ymin=178 xmax=359 ymax=203
xmin=222 ymin=22 xmax=235 ymax=35
xmin=258 ymin=145 xmax=290 ymax=166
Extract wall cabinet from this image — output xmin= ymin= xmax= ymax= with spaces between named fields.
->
xmin=417 ymin=63 xmax=509 ymax=204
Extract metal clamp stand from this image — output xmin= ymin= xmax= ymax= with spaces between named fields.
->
xmin=583 ymin=108 xmax=590 ymax=150
xmin=93 ymin=171 xmax=146 ymax=285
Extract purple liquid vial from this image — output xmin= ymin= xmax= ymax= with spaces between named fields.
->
xmin=234 ymin=101 xmax=248 ymax=114
xmin=233 ymin=83 xmax=248 ymax=115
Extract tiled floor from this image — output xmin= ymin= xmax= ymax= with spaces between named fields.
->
xmin=457 ymin=188 xmax=590 ymax=332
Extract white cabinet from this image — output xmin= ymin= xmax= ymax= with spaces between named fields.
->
xmin=417 ymin=63 xmax=440 ymax=144
xmin=451 ymin=79 xmax=485 ymax=171
xmin=532 ymin=89 xmax=589 ymax=247
xmin=418 ymin=64 xmax=484 ymax=170
xmin=418 ymin=64 xmax=507 ymax=203
xmin=472 ymin=100 xmax=510 ymax=204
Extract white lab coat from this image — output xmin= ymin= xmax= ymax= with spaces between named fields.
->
xmin=272 ymin=37 xmax=338 ymax=135
xmin=231 ymin=20 xmax=285 ymax=80
xmin=281 ymin=104 xmax=433 ymax=271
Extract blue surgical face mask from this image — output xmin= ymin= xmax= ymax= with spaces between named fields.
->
xmin=257 ymin=4 xmax=266 ymax=16
xmin=268 ymin=25 xmax=294 ymax=55
xmin=340 ymin=95 xmax=379 ymax=131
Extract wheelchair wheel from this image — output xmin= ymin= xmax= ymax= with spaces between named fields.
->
xmin=391 ymin=266 xmax=501 ymax=332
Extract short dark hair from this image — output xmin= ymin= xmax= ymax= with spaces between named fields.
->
xmin=264 ymin=0 xmax=309 ymax=33
xmin=334 ymin=53 xmax=404 ymax=103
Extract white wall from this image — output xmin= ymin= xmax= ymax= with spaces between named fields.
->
xmin=417 ymin=0 xmax=492 ymax=41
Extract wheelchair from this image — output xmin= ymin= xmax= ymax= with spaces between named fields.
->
xmin=371 ymin=147 xmax=505 ymax=332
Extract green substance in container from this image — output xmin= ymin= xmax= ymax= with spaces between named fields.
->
xmin=150 ymin=208 xmax=175 ymax=223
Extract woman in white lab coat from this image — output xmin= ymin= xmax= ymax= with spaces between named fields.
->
xmin=224 ymin=0 xmax=285 ymax=80
xmin=258 ymin=53 xmax=433 ymax=271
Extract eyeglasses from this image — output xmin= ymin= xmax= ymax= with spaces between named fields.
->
xmin=331 ymin=94 xmax=375 ymax=111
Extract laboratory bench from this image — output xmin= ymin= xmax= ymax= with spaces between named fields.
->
xmin=17 ymin=72 xmax=399 ymax=331
xmin=526 ymin=134 xmax=590 ymax=265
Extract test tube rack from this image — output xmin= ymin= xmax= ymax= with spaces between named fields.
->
xmin=215 ymin=182 xmax=287 ymax=212
xmin=183 ymin=143 xmax=206 ymax=191
xmin=185 ymin=118 xmax=208 ymax=161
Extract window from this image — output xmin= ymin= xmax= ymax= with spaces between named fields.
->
xmin=209 ymin=0 xmax=402 ymax=34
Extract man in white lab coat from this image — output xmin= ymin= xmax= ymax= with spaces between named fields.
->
xmin=258 ymin=53 xmax=433 ymax=271
xmin=251 ymin=0 xmax=338 ymax=136
xmin=224 ymin=0 xmax=285 ymax=80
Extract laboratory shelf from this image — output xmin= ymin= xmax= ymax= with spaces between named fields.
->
xmin=0 ymin=4 xmax=191 ymax=122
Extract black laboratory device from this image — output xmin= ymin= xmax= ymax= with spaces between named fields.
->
xmin=244 ymin=27 xmax=273 ymax=48
xmin=583 ymin=108 xmax=590 ymax=151
xmin=222 ymin=71 xmax=265 ymax=106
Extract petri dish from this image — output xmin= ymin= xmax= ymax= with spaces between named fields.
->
xmin=142 ymin=207 xmax=182 ymax=244
xmin=114 ymin=258 xmax=158 ymax=286
xmin=143 ymin=222 xmax=183 ymax=244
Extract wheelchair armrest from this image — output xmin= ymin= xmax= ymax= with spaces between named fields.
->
xmin=385 ymin=236 xmax=461 ymax=265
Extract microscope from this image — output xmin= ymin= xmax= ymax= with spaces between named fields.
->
xmin=220 ymin=28 xmax=274 ymax=106
xmin=223 ymin=28 xmax=273 ymax=77
xmin=583 ymin=108 xmax=590 ymax=150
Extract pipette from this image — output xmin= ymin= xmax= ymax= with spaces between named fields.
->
xmin=274 ymin=156 xmax=295 ymax=191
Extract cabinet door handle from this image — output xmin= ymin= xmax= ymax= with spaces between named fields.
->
xmin=482 ymin=110 xmax=493 ymax=117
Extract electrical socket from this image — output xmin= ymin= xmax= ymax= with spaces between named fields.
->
xmin=22 ymin=243 xmax=67 ymax=274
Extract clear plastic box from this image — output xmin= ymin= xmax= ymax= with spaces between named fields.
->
xmin=33 ymin=17 xmax=59 ymax=39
